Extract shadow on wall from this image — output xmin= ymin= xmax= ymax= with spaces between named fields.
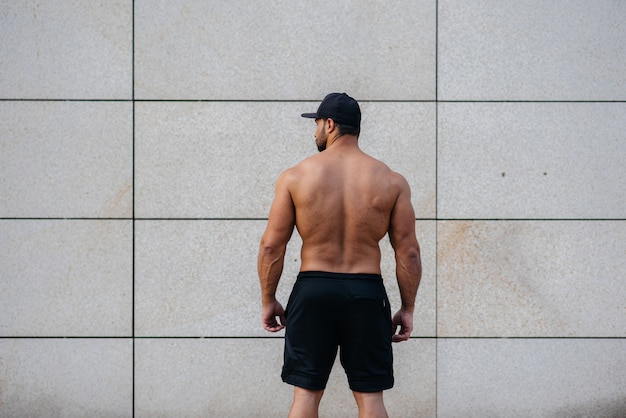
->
xmin=552 ymin=398 xmax=626 ymax=418
xmin=451 ymin=398 xmax=626 ymax=418
xmin=0 ymin=395 xmax=128 ymax=418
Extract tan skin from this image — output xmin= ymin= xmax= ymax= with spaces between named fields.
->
xmin=258 ymin=117 xmax=421 ymax=418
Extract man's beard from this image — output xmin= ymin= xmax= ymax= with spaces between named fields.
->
xmin=316 ymin=126 xmax=328 ymax=152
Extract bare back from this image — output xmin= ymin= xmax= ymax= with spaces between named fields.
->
xmin=259 ymin=98 xmax=422 ymax=347
xmin=285 ymin=142 xmax=404 ymax=274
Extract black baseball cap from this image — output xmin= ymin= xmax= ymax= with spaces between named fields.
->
xmin=301 ymin=93 xmax=361 ymax=128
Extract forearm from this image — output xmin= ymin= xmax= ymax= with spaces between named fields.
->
xmin=258 ymin=243 xmax=286 ymax=304
xmin=395 ymin=248 xmax=422 ymax=311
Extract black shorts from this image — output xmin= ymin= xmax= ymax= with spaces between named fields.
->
xmin=281 ymin=271 xmax=393 ymax=392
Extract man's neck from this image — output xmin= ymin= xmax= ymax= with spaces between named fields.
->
xmin=327 ymin=134 xmax=358 ymax=149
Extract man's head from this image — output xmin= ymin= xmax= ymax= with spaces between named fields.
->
xmin=301 ymin=93 xmax=361 ymax=149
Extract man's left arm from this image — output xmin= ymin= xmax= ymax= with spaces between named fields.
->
xmin=388 ymin=174 xmax=422 ymax=342
xmin=258 ymin=171 xmax=296 ymax=332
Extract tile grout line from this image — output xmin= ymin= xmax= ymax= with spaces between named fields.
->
xmin=434 ymin=1 xmax=439 ymax=415
xmin=3 ymin=217 xmax=623 ymax=222
xmin=1 ymin=98 xmax=625 ymax=104
xmin=131 ymin=1 xmax=136 ymax=416
xmin=1 ymin=335 xmax=623 ymax=340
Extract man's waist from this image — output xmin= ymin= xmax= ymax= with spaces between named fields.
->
xmin=298 ymin=271 xmax=382 ymax=281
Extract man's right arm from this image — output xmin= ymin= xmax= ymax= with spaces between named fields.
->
xmin=388 ymin=174 xmax=422 ymax=342
xmin=258 ymin=170 xmax=296 ymax=332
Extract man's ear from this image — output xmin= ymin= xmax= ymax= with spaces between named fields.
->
xmin=326 ymin=118 xmax=336 ymax=133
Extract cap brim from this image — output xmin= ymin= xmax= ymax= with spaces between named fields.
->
xmin=301 ymin=113 xmax=318 ymax=119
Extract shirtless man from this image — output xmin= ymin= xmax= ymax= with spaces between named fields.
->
xmin=258 ymin=93 xmax=421 ymax=418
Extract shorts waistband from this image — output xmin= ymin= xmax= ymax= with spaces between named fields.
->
xmin=298 ymin=271 xmax=382 ymax=281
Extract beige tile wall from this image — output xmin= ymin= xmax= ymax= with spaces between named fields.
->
xmin=438 ymin=0 xmax=626 ymax=100
xmin=437 ymin=339 xmax=626 ymax=417
xmin=0 ymin=1 xmax=132 ymax=100
xmin=0 ymin=101 xmax=133 ymax=218
xmin=438 ymin=102 xmax=626 ymax=219
xmin=133 ymin=1 xmax=436 ymax=100
xmin=1 ymin=0 xmax=624 ymax=417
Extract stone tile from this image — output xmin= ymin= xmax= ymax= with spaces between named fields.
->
xmin=136 ymin=220 xmax=435 ymax=337
xmin=135 ymin=338 xmax=292 ymax=417
xmin=134 ymin=220 xmax=288 ymax=337
xmin=438 ymin=102 xmax=626 ymax=219
xmin=0 ymin=338 xmax=133 ymax=417
xmin=437 ymin=220 xmax=626 ymax=337
xmin=135 ymin=101 xmax=434 ymax=219
xmin=134 ymin=219 xmax=291 ymax=337
xmin=134 ymin=102 xmax=312 ymax=219
xmin=134 ymin=0 xmax=435 ymax=100
xmin=0 ymin=101 xmax=133 ymax=218
xmin=0 ymin=220 xmax=133 ymax=336
xmin=437 ymin=338 xmax=626 ymax=417
xmin=438 ymin=0 xmax=626 ymax=100
xmin=135 ymin=338 xmax=435 ymax=417
xmin=0 ymin=1 xmax=132 ymax=100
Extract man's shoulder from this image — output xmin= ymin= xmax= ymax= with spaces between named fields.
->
xmin=368 ymin=159 xmax=411 ymax=196
xmin=387 ymin=167 xmax=409 ymax=182
xmin=388 ymin=169 xmax=411 ymax=192
xmin=363 ymin=154 xmax=407 ymax=183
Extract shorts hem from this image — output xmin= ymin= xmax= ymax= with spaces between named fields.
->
xmin=350 ymin=380 xmax=394 ymax=393
xmin=282 ymin=373 xmax=328 ymax=391
xmin=348 ymin=376 xmax=394 ymax=393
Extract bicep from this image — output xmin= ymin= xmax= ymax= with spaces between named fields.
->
xmin=262 ymin=173 xmax=296 ymax=246
xmin=388 ymin=178 xmax=418 ymax=251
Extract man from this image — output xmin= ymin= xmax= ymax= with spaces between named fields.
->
xmin=258 ymin=93 xmax=421 ymax=418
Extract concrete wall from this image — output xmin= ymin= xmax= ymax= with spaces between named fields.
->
xmin=1 ymin=1 xmax=624 ymax=416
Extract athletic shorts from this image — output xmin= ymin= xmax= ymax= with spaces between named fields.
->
xmin=281 ymin=271 xmax=394 ymax=392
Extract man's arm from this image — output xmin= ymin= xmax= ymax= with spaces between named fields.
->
xmin=258 ymin=171 xmax=296 ymax=332
xmin=388 ymin=175 xmax=422 ymax=342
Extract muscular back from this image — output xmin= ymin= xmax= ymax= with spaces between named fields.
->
xmin=259 ymin=114 xmax=421 ymax=338
xmin=285 ymin=143 xmax=404 ymax=274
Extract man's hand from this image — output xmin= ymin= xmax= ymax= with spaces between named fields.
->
xmin=392 ymin=309 xmax=413 ymax=342
xmin=262 ymin=300 xmax=286 ymax=332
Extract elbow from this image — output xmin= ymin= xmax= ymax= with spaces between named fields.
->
xmin=399 ymin=240 xmax=420 ymax=261
xmin=258 ymin=238 xmax=287 ymax=277
xmin=259 ymin=236 xmax=286 ymax=259
xmin=407 ymin=248 xmax=421 ymax=270
xmin=398 ymin=245 xmax=421 ymax=273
